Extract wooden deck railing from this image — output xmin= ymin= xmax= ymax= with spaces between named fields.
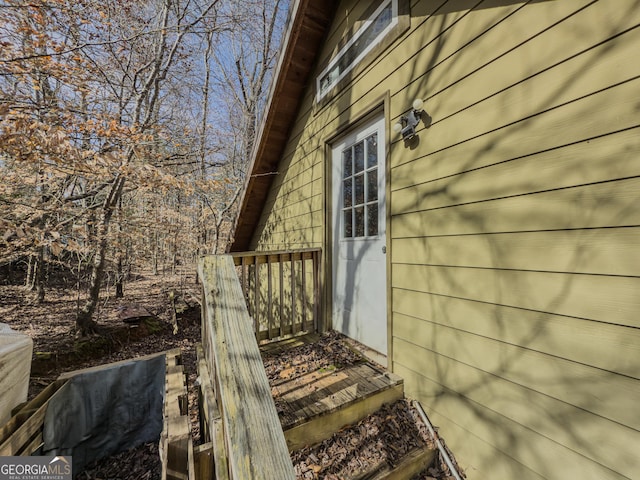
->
xmin=231 ymin=248 xmax=322 ymax=341
xmin=198 ymin=255 xmax=295 ymax=480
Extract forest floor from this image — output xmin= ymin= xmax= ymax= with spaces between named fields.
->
xmin=0 ymin=269 xmax=201 ymax=480
xmin=0 ymin=269 xmax=201 ymax=401
xmin=0 ymin=270 xmax=462 ymax=480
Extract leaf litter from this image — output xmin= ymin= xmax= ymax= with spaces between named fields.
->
xmin=263 ymin=331 xmax=465 ymax=480
xmin=1 ymin=270 xmax=201 ymax=480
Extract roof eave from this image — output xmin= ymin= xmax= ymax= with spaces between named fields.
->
xmin=229 ymin=0 xmax=336 ymax=252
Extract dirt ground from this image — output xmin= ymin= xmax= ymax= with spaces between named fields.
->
xmin=0 ymin=271 xmax=199 ymax=389
xmin=0 ymin=269 xmax=201 ymax=479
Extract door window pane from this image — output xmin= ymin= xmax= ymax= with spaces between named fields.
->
xmin=344 ymin=210 xmax=353 ymax=238
xmin=354 ymin=141 xmax=365 ymax=173
xmin=354 ymin=173 xmax=365 ymax=205
xmin=367 ymin=169 xmax=377 ymax=202
xmin=367 ymin=203 xmax=378 ymax=236
xmin=355 ymin=206 xmax=365 ymax=237
xmin=366 ymin=133 xmax=377 ymax=168
xmin=343 ymin=149 xmax=352 ymax=178
xmin=343 ymin=178 xmax=353 ymax=207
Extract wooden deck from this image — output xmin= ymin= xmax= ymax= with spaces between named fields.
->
xmin=197 ymin=253 xmax=435 ymax=479
xmin=259 ymin=331 xmax=322 ymax=356
xmin=260 ymin=334 xmax=405 ymax=451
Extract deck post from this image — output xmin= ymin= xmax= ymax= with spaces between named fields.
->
xmin=241 ymin=257 xmax=247 ymax=306
xmin=313 ymin=250 xmax=321 ymax=333
xmin=290 ymin=254 xmax=296 ymax=334
xmin=267 ymin=255 xmax=273 ymax=340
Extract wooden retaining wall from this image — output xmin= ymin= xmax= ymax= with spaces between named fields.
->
xmin=0 ymin=380 xmax=67 ymax=456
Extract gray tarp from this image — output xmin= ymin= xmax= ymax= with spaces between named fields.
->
xmin=42 ymin=354 xmax=166 ymax=474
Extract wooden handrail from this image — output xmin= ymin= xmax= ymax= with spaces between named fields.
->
xmin=230 ymin=247 xmax=320 ymax=260
xmin=198 ymin=255 xmax=295 ymax=480
xmin=231 ymin=248 xmax=322 ymax=340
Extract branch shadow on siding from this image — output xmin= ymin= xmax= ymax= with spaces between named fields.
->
xmin=245 ymin=0 xmax=640 ymax=478
xmin=386 ymin=0 xmax=640 ymax=479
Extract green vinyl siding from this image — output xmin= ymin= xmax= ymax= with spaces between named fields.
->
xmin=248 ymin=0 xmax=640 ymax=478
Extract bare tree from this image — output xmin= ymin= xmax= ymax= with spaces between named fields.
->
xmin=204 ymin=0 xmax=287 ymax=253
xmin=1 ymin=0 xmax=287 ymax=334
xmin=75 ymin=0 xmax=222 ymax=334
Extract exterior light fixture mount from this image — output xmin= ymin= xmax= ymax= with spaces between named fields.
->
xmin=393 ymin=98 xmax=425 ymax=141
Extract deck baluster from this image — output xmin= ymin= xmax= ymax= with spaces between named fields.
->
xmin=267 ymin=255 xmax=273 ymax=340
xmin=279 ymin=254 xmax=285 ymax=338
xmin=231 ymin=248 xmax=321 ymax=340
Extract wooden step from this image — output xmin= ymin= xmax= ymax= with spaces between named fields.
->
xmin=365 ymin=447 xmax=436 ymax=480
xmin=277 ymin=362 xmax=404 ymax=451
xmin=290 ymin=399 xmax=437 ymax=480
xmin=297 ymin=447 xmax=435 ymax=480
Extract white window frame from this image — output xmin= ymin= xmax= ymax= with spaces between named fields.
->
xmin=340 ymin=131 xmax=380 ymax=240
xmin=316 ymin=0 xmax=398 ymax=102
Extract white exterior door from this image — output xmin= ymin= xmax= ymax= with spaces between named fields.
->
xmin=331 ymin=115 xmax=387 ymax=355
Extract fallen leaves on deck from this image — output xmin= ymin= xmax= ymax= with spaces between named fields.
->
xmin=292 ymin=399 xmax=433 ymax=479
xmin=262 ymin=330 xmax=363 ymax=384
xmin=264 ymin=331 xmax=465 ymax=480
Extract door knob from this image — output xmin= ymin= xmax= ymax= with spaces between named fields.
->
xmin=382 ymin=246 xmax=387 ymax=254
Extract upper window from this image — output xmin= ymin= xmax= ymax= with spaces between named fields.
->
xmin=316 ymin=0 xmax=399 ymax=102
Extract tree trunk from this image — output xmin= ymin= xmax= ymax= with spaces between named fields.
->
xmin=153 ymin=211 xmax=159 ymax=275
xmin=115 ymin=254 xmax=124 ymax=298
xmin=25 ymin=255 xmax=35 ymax=290
xmin=76 ymin=222 xmax=108 ymax=334
xmin=35 ymin=246 xmax=45 ymax=304
xmin=171 ymin=231 xmax=177 ymax=275
xmin=76 ymin=177 xmax=123 ymax=335
xmin=153 ymin=250 xmax=158 ymax=275
xmin=115 ymin=197 xmax=124 ymax=298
